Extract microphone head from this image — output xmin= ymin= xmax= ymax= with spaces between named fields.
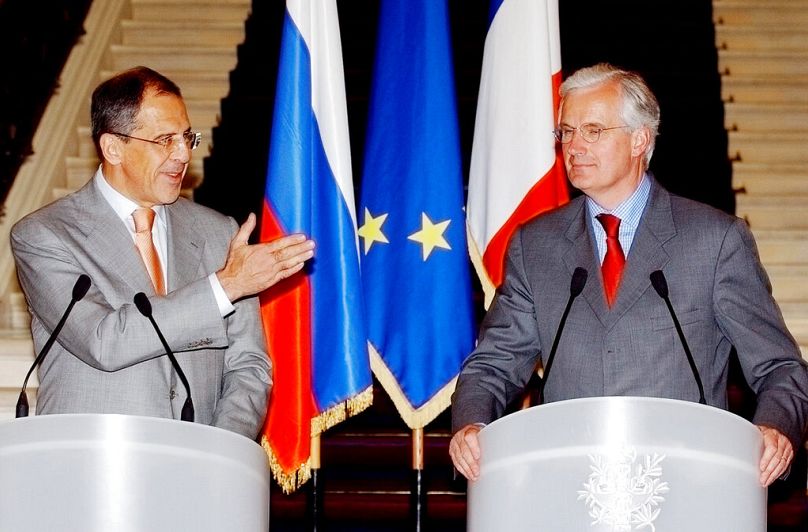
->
xmin=72 ymin=274 xmax=91 ymax=301
xmin=570 ymin=267 xmax=588 ymax=297
xmin=650 ymin=270 xmax=668 ymax=298
xmin=133 ymin=293 xmax=152 ymax=317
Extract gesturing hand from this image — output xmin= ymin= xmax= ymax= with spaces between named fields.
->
xmin=217 ymin=213 xmax=315 ymax=302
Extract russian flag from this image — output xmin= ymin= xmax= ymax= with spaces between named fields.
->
xmin=358 ymin=0 xmax=476 ymax=428
xmin=259 ymin=0 xmax=372 ymax=493
xmin=467 ymin=0 xmax=569 ymax=306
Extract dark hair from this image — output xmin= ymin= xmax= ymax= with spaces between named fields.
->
xmin=90 ymin=66 xmax=182 ymax=158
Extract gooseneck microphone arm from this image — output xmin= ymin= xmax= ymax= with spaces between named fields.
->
xmin=649 ymin=270 xmax=706 ymax=405
xmin=16 ymin=274 xmax=92 ymax=418
xmin=538 ymin=267 xmax=588 ymax=404
xmin=133 ymin=293 xmax=195 ymax=422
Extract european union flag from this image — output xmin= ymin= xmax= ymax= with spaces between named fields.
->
xmin=358 ymin=0 xmax=476 ymax=428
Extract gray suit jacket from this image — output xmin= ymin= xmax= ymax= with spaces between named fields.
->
xmin=11 ymin=178 xmax=271 ymax=439
xmin=452 ymin=180 xmax=808 ymax=450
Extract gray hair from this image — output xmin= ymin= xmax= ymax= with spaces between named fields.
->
xmin=559 ymin=63 xmax=660 ymax=168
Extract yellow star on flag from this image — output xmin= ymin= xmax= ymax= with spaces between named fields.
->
xmin=358 ymin=208 xmax=389 ymax=254
xmin=408 ymin=213 xmax=451 ymax=261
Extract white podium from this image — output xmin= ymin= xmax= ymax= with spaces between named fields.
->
xmin=468 ymin=397 xmax=765 ymax=531
xmin=0 ymin=414 xmax=270 ymax=532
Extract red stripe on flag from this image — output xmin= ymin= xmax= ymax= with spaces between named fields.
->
xmin=482 ymin=71 xmax=568 ymax=287
xmin=259 ymin=200 xmax=317 ymax=474
xmin=481 ymin=162 xmax=567 ymax=286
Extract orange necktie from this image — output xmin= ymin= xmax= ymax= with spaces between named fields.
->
xmin=597 ymin=213 xmax=625 ymax=308
xmin=132 ymin=207 xmax=166 ymax=295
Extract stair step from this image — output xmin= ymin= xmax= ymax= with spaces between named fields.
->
xmin=131 ymin=0 xmax=250 ymax=22
xmin=0 ymin=331 xmax=36 ymax=421
xmin=714 ymin=3 xmax=808 ymax=27
xmin=721 ymin=78 xmax=808 ymax=105
xmin=100 ymin=69 xmax=231 ymax=101
xmin=0 ymin=332 xmax=35 ymax=389
xmin=767 ymin=265 xmax=808 ymax=302
xmin=719 ymin=51 xmax=808 ymax=76
xmin=715 ymin=26 xmax=808 ymax=52
xmin=732 ymin=163 xmax=808 ymax=195
xmin=8 ymin=292 xmax=30 ymax=331
xmin=783 ymin=315 xmax=808 ymax=342
xmin=781 ymin=308 xmax=808 ymax=360
xmin=270 ymin=490 xmax=466 ymax=528
xmin=110 ymin=45 xmax=239 ymax=73
xmin=737 ymin=196 xmax=808 ymax=230
xmin=323 ymin=431 xmax=452 ymax=469
xmin=724 ymin=102 xmax=808 ymax=132
xmin=751 ymin=230 xmax=808 ymax=265
xmin=728 ymin=132 xmax=807 ymax=164
xmin=121 ymin=20 xmax=245 ymax=47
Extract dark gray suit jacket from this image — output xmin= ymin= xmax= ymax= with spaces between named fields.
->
xmin=11 ymin=178 xmax=271 ymax=439
xmin=452 ymin=180 xmax=808 ymax=450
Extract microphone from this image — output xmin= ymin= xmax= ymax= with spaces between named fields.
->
xmin=649 ymin=270 xmax=706 ymax=405
xmin=16 ymin=274 xmax=92 ymax=418
xmin=133 ymin=292 xmax=195 ymax=422
xmin=538 ymin=267 xmax=588 ymax=404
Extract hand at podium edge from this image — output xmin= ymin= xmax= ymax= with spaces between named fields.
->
xmin=449 ymin=424 xmax=482 ymax=482
xmin=758 ymin=425 xmax=794 ymax=487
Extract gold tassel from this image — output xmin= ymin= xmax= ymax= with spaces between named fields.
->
xmin=261 ymin=385 xmax=373 ymax=494
xmin=310 ymin=385 xmax=373 ymax=436
xmin=261 ymin=436 xmax=312 ymax=494
xmin=369 ymin=345 xmax=457 ymax=430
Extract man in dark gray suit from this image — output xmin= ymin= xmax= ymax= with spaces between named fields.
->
xmin=450 ymin=63 xmax=808 ymax=487
xmin=11 ymin=67 xmax=314 ymax=439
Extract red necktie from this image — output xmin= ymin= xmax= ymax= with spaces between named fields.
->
xmin=133 ymin=208 xmax=166 ymax=295
xmin=597 ymin=214 xmax=625 ymax=308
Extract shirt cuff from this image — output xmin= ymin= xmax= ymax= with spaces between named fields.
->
xmin=208 ymin=273 xmax=235 ymax=317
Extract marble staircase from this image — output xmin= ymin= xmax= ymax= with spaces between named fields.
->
xmin=714 ymin=0 xmax=808 ymax=358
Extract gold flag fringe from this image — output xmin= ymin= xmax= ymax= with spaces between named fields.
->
xmin=466 ymin=223 xmax=496 ymax=309
xmin=262 ymin=438 xmax=311 ymax=494
xmin=369 ymin=344 xmax=457 ymax=430
xmin=310 ymin=385 xmax=373 ymax=436
xmin=261 ymin=385 xmax=373 ymax=494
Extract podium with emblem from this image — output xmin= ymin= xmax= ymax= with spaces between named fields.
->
xmin=466 ymin=396 xmax=766 ymax=531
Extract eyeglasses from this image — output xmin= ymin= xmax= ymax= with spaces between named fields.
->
xmin=553 ymin=124 xmax=630 ymax=144
xmin=111 ymin=131 xmax=202 ymax=152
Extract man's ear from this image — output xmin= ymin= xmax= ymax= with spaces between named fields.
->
xmin=631 ymin=127 xmax=651 ymax=158
xmin=99 ymin=133 xmax=123 ymax=165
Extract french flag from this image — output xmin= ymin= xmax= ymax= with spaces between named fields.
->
xmin=259 ymin=0 xmax=372 ymax=493
xmin=466 ymin=0 xmax=569 ymax=306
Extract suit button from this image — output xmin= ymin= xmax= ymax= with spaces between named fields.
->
xmin=169 ymin=389 xmax=177 ymax=400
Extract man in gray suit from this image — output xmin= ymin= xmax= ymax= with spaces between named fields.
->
xmin=11 ymin=67 xmax=314 ymax=439
xmin=450 ymin=63 xmax=808 ymax=487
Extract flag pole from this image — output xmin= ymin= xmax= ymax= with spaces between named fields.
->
xmin=410 ymin=427 xmax=426 ymax=531
xmin=306 ymin=434 xmax=323 ymax=531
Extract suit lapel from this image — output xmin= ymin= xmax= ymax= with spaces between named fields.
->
xmin=562 ymin=199 xmax=610 ymax=326
xmin=73 ymin=181 xmax=157 ymax=296
xmin=607 ymin=181 xmax=675 ymax=325
xmin=165 ymin=201 xmax=206 ymax=292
